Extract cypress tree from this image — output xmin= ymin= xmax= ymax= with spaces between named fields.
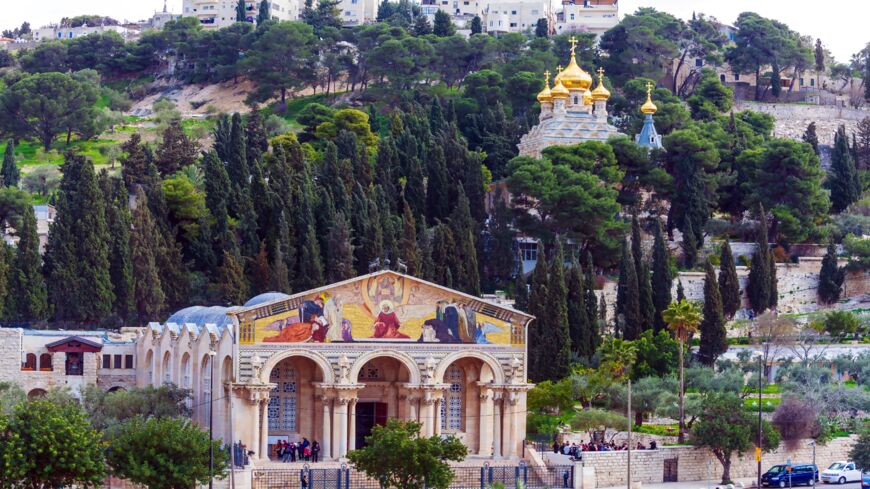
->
xmin=633 ymin=215 xmax=655 ymax=331
xmin=431 ymin=223 xmax=456 ymax=287
xmin=350 ymin=183 xmax=373 ymax=271
xmin=270 ymin=247 xmax=291 ymax=293
xmin=417 ymin=216 xmax=434 ymax=282
xmin=651 ymin=221 xmax=672 ymax=332
xmin=802 ymin=122 xmax=820 ymax=155
xmin=450 ymin=188 xmax=479 ymax=295
xmin=470 ymin=15 xmax=482 ymax=34
xmin=567 ymin=255 xmax=592 ymax=357
xmin=425 ymin=145 xmax=450 ymax=222
xmin=44 ymin=152 xmax=114 ymax=322
xmin=246 ymin=111 xmax=269 ymax=165
xmin=617 ymin=239 xmax=641 ymax=340
xmin=584 ymin=252 xmax=600 ymax=352
xmin=718 ymin=240 xmax=741 ymax=319
xmin=226 ymin=113 xmax=250 ymax=213
xmin=681 ymin=219 xmax=698 ymax=269
xmin=218 ymin=249 xmax=249 ymax=305
xmin=100 ymin=174 xmax=135 ymax=320
xmin=545 ymin=240 xmax=572 ymax=380
xmin=698 ymin=260 xmax=727 ymax=366
xmin=429 ymin=98 xmax=445 ymax=135
xmin=120 ymin=133 xmax=152 ymax=193
xmin=130 ymin=197 xmax=166 ymax=321
xmin=0 ymin=241 xmax=9 ymax=319
xmin=257 ymin=0 xmax=271 ymax=24
xmin=400 ymin=200 xmax=420 ymax=276
xmin=236 ymin=0 xmax=247 ymax=22
xmin=375 ymin=186 xmax=399 ymax=270
xmin=11 ymin=202 xmax=46 ymax=320
xmin=747 ymin=205 xmax=771 ymax=313
xmin=248 ymin=241 xmax=271 ymax=294
xmin=155 ymin=120 xmax=199 ymax=176
xmin=769 ymin=252 xmax=778 ymax=308
xmin=676 ymin=279 xmax=685 ymax=302
xmin=818 ymin=239 xmax=844 ymax=304
xmin=203 ymin=151 xmax=232 ymax=245
xmin=829 ymin=124 xmax=861 ymax=213
xmin=237 ymin=189 xmax=260 ymax=258
xmin=513 ymin=249 xmax=528 ymax=312
xmin=326 ymin=212 xmax=355 ymax=282
xmin=527 ymin=241 xmax=548 ymax=382
xmin=155 ymin=230 xmax=189 ymax=309
xmin=2 ymin=141 xmax=20 ymax=188
xmin=299 ymin=225 xmax=325 ymax=289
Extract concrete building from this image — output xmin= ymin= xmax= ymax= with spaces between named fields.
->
xmin=518 ymin=38 xmax=619 ymax=157
xmin=481 ymin=0 xmax=550 ymax=34
xmin=136 ymin=270 xmax=534 ymax=462
xmin=3 ymin=204 xmax=56 ymax=254
xmin=338 ymin=0 xmax=379 ymax=26
xmin=0 ymin=328 xmax=138 ymax=399
xmin=554 ymin=0 xmax=617 ymax=36
xmin=32 ymin=24 xmax=133 ymax=42
xmin=182 ymin=0 xmax=301 ymax=29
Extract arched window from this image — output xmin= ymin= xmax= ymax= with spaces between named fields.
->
xmin=573 ymin=96 xmax=578 ymax=105
xmin=145 ymin=350 xmax=154 ymax=385
xmin=201 ymin=356 xmax=212 ymax=423
xmin=269 ymin=364 xmax=297 ymax=432
xmin=39 ymin=353 xmax=52 ymax=371
xmin=23 ymin=353 xmax=37 ymax=370
xmin=441 ymin=366 xmax=463 ymax=432
xmin=162 ymin=352 xmax=171 ymax=384
xmin=181 ymin=354 xmax=191 ymax=411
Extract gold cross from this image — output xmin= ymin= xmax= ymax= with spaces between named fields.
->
xmin=544 ymin=70 xmax=550 ymax=83
xmin=646 ymin=81 xmax=653 ymax=96
xmin=557 ymin=65 xmax=563 ymax=73
xmin=569 ymin=35 xmax=578 ymax=55
xmin=597 ymin=67 xmax=605 ymax=81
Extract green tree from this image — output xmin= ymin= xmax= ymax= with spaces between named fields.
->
xmin=257 ymin=0 xmax=271 ymax=24
xmin=433 ymin=11 xmax=455 ymax=37
xmin=535 ymin=18 xmax=548 ymax=37
xmin=155 ymin=120 xmax=199 ymax=177
xmin=101 ymin=174 xmax=135 ymax=320
xmin=650 ymin=221 xmax=672 ymax=332
xmin=470 ymin=15 xmax=482 ymax=35
xmin=44 ymin=152 xmax=114 ymax=322
xmin=236 ymin=0 xmax=246 ymax=22
xmin=411 ymin=15 xmax=432 ymax=36
xmin=662 ymin=299 xmax=703 ymax=444
xmin=527 ymin=241 xmax=549 ymax=382
xmin=10 ymin=201 xmax=47 ymax=320
xmin=130 ymin=198 xmax=166 ymax=321
xmin=747 ymin=206 xmax=772 ymax=313
xmin=616 ymin=240 xmax=641 ymax=340
xmin=818 ymin=239 xmax=844 ymax=304
xmin=829 ymin=125 xmax=862 ymax=213
xmin=599 ymin=9 xmax=682 ymax=85
xmin=802 ymin=121 xmax=820 ymax=155
xmin=632 ymin=216 xmax=655 ymax=332
xmin=687 ymin=70 xmax=733 ymax=120
xmin=326 ymin=212 xmax=355 ymax=282
xmin=218 ymin=250 xmax=249 ymax=305
xmin=81 ymin=384 xmax=191 ymax=431
xmin=849 ymin=429 xmax=870 ymax=472
xmin=567 ymin=255 xmax=592 ymax=358
xmin=0 ymin=400 xmax=105 ymax=489
xmin=583 ymin=252 xmax=600 ymax=351
xmin=400 ymin=201 xmax=420 ymax=276
xmin=631 ymin=329 xmax=679 ymax=380
xmin=242 ymin=22 xmax=315 ymax=103
xmin=698 ymin=260 xmax=727 ymax=367
xmin=347 ymin=419 xmax=466 ymax=489
xmin=2 ymin=141 xmax=20 ymax=188
xmin=106 ymin=416 xmax=227 ymax=489
xmin=0 ymin=72 xmax=99 ymax=151
xmin=544 ymin=239 xmax=572 ymax=381
xmin=692 ymin=393 xmax=779 ymax=483
xmin=513 ymin=251 xmax=528 ymax=312
xmin=718 ymin=240 xmax=741 ymax=319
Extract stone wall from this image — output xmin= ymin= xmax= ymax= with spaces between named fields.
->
xmin=734 ymin=102 xmax=870 ymax=147
xmin=0 ymin=328 xmax=22 ymax=383
xmin=583 ymin=436 xmax=857 ymax=487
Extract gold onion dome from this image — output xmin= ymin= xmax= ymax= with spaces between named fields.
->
xmin=583 ymin=89 xmax=593 ymax=105
xmin=550 ymin=79 xmax=570 ymax=99
xmin=641 ymin=81 xmax=658 ymax=115
xmin=591 ymin=67 xmax=611 ymax=101
xmin=537 ymin=70 xmax=553 ymax=103
xmin=558 ymin=36 xmax=593 ymax=90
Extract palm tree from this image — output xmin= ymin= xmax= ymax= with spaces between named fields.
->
xmin=598 ymin=337 xmax=637 ymax=381
xmin=662 ymin=299 xmax=703 ymax=444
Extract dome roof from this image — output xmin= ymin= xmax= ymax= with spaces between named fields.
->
xmin=583 ymin=89 xmax=593 ymax=105
xmin=641 ymin=82 xmax=657 ymax=115
xmin=558 ymin=55 xmax=593 ymax=91
xmin=536 ymin=71 xmax=553 ymax=103
xmin=165 ymin=305 xmax=240 ymax=330
xmin=591 ymin=68 xmax=611 ymax=101
xmin=550 ymin=79 xmax=569 ymax=99
xmin=244 ymin=292 xmax=292 ymax=308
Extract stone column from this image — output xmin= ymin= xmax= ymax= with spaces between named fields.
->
xmin=337 ymin=398 xmax=349 ymax=458
xmin=331 ymin=399 xmax=341 ymax=458
xmin=478 ymin=388 xmax=493 ymax=456
xmin=421 ymin=398 xmax=436 ymax=437
xmin=504 ymin=393 xmax=519 ymax=458
xmin=492 ymin=394 xmax=502 ymax=459
xmin=409 ymin=394 xmax=419 ymax=422
xmin=348 ymin=399 xmax=358 ymax=451
xmin=321 ymin=396 xmax=332 ymax=460
xmin=259 ymin=399 xmax=269 ymax=460
xmin=434 ymin=397 xmax=443 ymax=436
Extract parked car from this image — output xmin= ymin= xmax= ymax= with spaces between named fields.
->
xmin=762 ymin=464 xmax=819 ymax=487
xmin=861 ymin=472 xmax=870 ymax=489
xmin=821 ymin=462 xmax=862 ymax=484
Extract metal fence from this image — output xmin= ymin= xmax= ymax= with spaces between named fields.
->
xmin=252 ymin=463 xmax=575 ymax=489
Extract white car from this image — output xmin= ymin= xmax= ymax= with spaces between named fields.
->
xmin=821 ymin=462 xmax=862 ymax=484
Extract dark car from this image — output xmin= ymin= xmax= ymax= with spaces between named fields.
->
xmin=762 ymin=464 xmax=819 ymax=487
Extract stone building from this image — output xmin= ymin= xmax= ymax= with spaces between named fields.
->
xmin=517 ymin=37 xmax=619 ymax=158
xmin=135 ymin=270 xmax=535 ymax=463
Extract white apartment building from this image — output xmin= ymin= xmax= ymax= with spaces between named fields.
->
xmin=554 ymin=0 xmax=617 ymax=36
xmin=481 ymin=0 xmax=549 ymax=34
xmin=33 ymin=24 xmax=133 ymax=42
xmin=182 ymin=0 xmax=301 ymax=29
xmin=338 ymin=0 xmax=379 ymax=26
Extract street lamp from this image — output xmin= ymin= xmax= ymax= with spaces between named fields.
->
xmin=627 ymin=378 xmax=632 ymax=489
xmin=754 ymin=350 xmax=764 ymax=489
xmin=208 ymin=349 xmax=217 ymax=489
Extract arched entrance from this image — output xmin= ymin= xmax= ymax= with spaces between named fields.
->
xmin=144 ymin=350 xmax=154 ymax=386
xmin=436 ymin=354 xmax=501 ymax=457
xmin=353 ymin=355 xmax=414 ymax=449
xmin=27 ymin=388 xmax=47 ymax=400
xmin=266 ymin=355 xmax=328 ymax=459
xmin=162 ymin=351 xmax=171 ymax=384
xmin=180 ymin=353 xmax=191 ymax=411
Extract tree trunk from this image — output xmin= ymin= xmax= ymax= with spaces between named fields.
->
xmin=66 ymin=128 xmax=72 ymax=146
xmin=673 ymin=49 xmax=688 ymax=96
xmin=720 ymin=455 xmax=733 ymax=484
xmin=678 ymin=337 xmax=685 ymax=444
xmin=635 ymin=410 xmax=644 ymax=426
xmin=755 ymin=66 xmax=761 ymax=100
xmin=281 ymin=88 xmax=286 ymax=103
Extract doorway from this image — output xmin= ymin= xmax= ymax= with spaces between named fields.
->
xmin=663 ymin=458 xmax=678 ymax=482
xmin=355 ymin=402 xmax=387 ymax=449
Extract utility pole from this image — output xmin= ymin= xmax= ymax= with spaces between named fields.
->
xmin=757 ymin=353 xmax=763 ymax=489
xmin=208 ymin=350 xmax=216 ymax=489
xmin=627 ymin=378 xmax=632 ymax=489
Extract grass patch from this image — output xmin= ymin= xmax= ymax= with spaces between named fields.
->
xmin=634 ymin=424 xmax=679 ymax=436
xmin=744 ymin=397 xmax=780 ymax=412
xmin=1 ymin=137 xmax=123 ymax=167
xmin=747 ymin=384 xmax=783 ymax=395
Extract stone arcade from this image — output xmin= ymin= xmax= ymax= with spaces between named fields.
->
xmin=135 ymin=270 xmax=535 ymax=463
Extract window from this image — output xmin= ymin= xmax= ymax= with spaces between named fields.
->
xmin=734 ymin=73 xmax=740 ymax=81
xmin=57 ymin=32 xmax=62 ymax=38
xmin=510 ymin=10 xmax=516 ymax=14
xmin=103 ymin=354 xmax=112 ymax=369
xmin=569 ymin=13 xmax=575 ymax=20
xmin=510 ymin=22 xmax=517 ymax=27
xmin=531 ymin=9 xmax=538 ymax=14
xmin=519 ymin=242 xmax=538 ymax=262
xmin=695 ymin=58 xmax=703 ymax=67
xmin=23 ymin=353 xmax=37 ymax=370
xmin=270 ymin=365 xmax=298 ymax=432
xmin=720 ymin=74 xmax=726 ymax=83
xmin=345 ymin=11 xmax=352 ymax=15
xmin=114 ymin=354 xmax=122 ymax=369
xmin=441 ymin=366 xmax=463 ymax=432
xmin=39 ymin=354 xmax=52 ymax=371
xmin=799 ymin=78 xmax=804 ymax=86
xmin=125 ymin=355 xmax=134 ymax=369
xmin=489 ymin=21 xmax=493 ymax=26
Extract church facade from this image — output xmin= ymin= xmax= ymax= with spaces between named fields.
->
xmin=134 ymin=271 xmax=535 ymax=463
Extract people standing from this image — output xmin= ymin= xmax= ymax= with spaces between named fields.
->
xmin=312 ymin=441 xmax=321 ymax=463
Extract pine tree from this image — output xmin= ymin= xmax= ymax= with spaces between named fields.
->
xmin=470 ymin=15 xmax=482 ymax=34
xmin=326 ymin=212 xmax=355 ymax=282
xmin=236 ymin=0 xmax=247 ymax=22
xmin=545 ymin=240 xmax=572 ymax=380
xmin=2 ymin=141 xmax=20 ymax=188
xmin=130 ymin=198 xmax=166 ymax=321
xmin=257 ymin=0 xmax=271 ymax=24
xmin=513 ymin=249 xmax=528 ymax=312
xmin=155 ymin=120 xmax=199 ymax=176
xmin=400 ymin=200 xmax=420 ymax=276
xmin=218 ymin=249 xmax=249 ymax=305
xmin=534 ymin=18 xmax=548 ymax=37
xmin=718 ymin=240 xmax=741 ymax=319
xmin=802 ymin=122 xmax=820 ymax=155
xmin=818 ymin=239 xmax=844 ymax=304
xmin=432 ymin=10 xmax=455 ymax=36
xmin=527 ymin=241 xmax=548 ymax=382
xmin=583 ymin=252 xmax=600 ymax=351
xmin=44 ymin=152 xmax=114 ymax=322
xmin=567 ymin=254 xmax=592 ymax=357
xmin=616 ymin=239 xmax=641 ymax=340
xmin=120 ymin=133 xmax=153 ymax=193
xmin=747 ymin=205 xmax=772 ymax=313
xmin=829 ymin=124 xmax=861 ymax=213
xmin=412 ymin=14 xmax=432 ymax=36
xmin=11 ymin=202 xmax=46 ymax=320
xmin=248 ymin=241 xmax=271 ymax=294
xmin=651 ymin=221 xmax=672 ymax=332
xmin=100 ymin=173 xmax=134 ymax=320
xmin=698 ymin=260 xmax=727 ymax=366
xmin=681 ymin=219 xmax=698 ymax=269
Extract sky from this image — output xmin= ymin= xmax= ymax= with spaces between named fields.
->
xmin=2 ymin=0 xmax=868 ymax=62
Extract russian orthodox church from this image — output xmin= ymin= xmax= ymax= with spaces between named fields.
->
xmin=635 ymin=82 xmax=663 ymax=150
xmin=517 ymin=37 xmax=619 ymax=158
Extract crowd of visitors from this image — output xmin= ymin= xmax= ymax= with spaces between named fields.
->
xmin=553 ymin=439 xmax=657 ymax=458
xmin=275 ymin=438 xmax=321 ymax=463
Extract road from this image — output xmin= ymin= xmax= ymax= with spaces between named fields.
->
xmin=597 ymin=480 xmax=864 ymax=489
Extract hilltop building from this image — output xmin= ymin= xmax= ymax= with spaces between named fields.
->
xmin=553 ymin=0 xmax=618 ymax=36
xmin=518 ymin=37 xmax=619 ymax=158
xmin=182 ymin=0 xmax=300 ymax=29
xmin=635 ymin=82 xmax=662 ymax=150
